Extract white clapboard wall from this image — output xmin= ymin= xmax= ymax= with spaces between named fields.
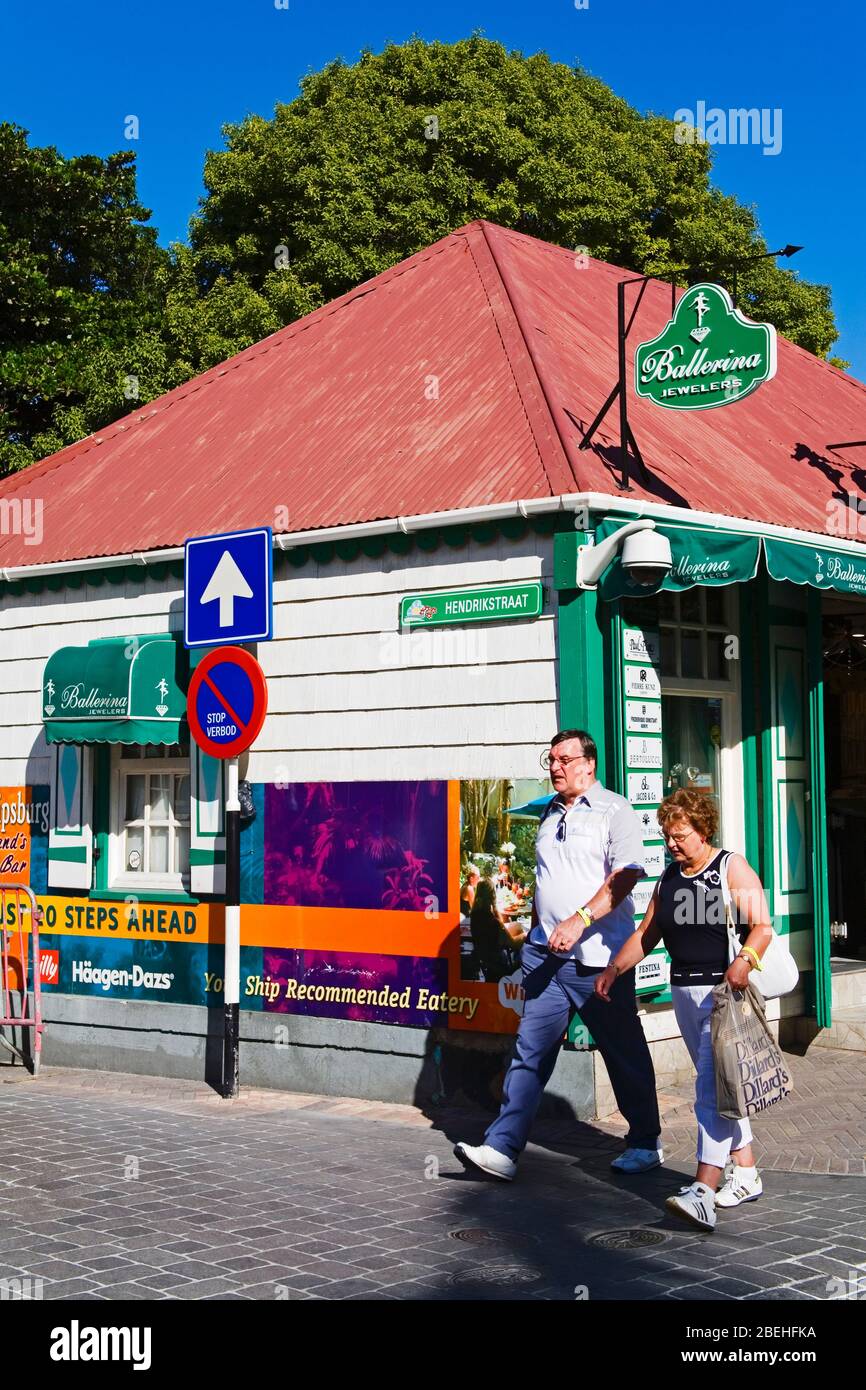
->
xmin=0 ymin=533 xmax=558 ymax=785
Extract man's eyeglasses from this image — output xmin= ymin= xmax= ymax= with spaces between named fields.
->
xmin=540 ymin=751 xmax=590 ymax=771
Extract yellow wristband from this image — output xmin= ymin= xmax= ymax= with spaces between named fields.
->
xmin=741 ymin=946 xmax=762 ymax=971
xmin=575 ymin=906 xmax=592 ymax=929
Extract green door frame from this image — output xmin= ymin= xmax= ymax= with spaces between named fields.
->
xmin=553 ymin=530 xmax=609 ymax=784
xmin=738 ymin=584 xmax=762 ymax=875
xmin=757 ymin=574 xmax=831 ymax=1025
xmin=807 ymin=587 xmax=832 ymax=1027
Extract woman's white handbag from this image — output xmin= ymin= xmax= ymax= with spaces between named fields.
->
xmin=721 ymin=853 xmax=799 ymax=1000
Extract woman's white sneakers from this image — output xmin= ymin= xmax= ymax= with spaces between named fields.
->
xmin=666 ymin=1168 xmax=762 ymax=1230
xmin=715 ymin=1165 xmax=763 ymax=1207
xmin=665 ymin=1181 xmax=717 ymax=1231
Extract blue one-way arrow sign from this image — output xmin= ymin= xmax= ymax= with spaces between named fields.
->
xmin=184 ymin=527 xmax=273 ymax=648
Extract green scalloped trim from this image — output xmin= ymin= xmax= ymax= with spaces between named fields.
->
xmin=386 ymin=532 xmax=412 ymax=555
xmin=0 ymin=514 xmax=564 ymax=598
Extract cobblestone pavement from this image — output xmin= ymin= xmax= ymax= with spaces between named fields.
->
xmin=1 ymin=1061 xmax=865 ymax=1302
xmin=582 ymin=1045 xmax=866 ymax=1177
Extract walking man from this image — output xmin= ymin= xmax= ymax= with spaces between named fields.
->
xmin=455 ymin=729 xmax=662 ymax=1180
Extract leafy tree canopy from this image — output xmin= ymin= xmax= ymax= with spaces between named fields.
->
xmin=1 ymin=38 xmax=840 ymax=474
xmin=187 ymin=36 xmax=836 ymax=359
xmin=0 ymin=122 xmax=176 ymax=474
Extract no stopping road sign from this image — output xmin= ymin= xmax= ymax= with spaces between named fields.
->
xmin=187 ymin=647 xmax=268 ymax=759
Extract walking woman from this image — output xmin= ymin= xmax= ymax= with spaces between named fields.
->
xmin=594 ymin=789 xmax=773 ymax=1231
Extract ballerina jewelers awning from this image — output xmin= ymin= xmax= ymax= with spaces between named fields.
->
xmin=764 ymin=538 xmax=866 ymax=597
xmin=42 ymin=635 xmax=187 ymax=744
xmin=596 ymin=519 xmax=866 ymax=600
xmin=595 ymin=518 xmax=762 ymax=599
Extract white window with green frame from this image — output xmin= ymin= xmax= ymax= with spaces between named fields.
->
xmin=108 ymin=744 xmax=191 ymax=893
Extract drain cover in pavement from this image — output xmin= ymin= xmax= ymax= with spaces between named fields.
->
xmin=449 ymin=1227 xmax=539 ymax=1246
xmin=588 ymin=1228 xmax=668 ymax=1250
xmin=450 ymin=1263 xmax=543 ymax=1286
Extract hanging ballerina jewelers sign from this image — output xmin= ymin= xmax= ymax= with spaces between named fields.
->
xmin=635 ymin=283 xmax=777 ymax=410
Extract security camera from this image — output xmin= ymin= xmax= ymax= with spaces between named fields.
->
xmin=620 ymin=529 xmax=673 ymax=587
xmin=575 ymin=517 xmax=672 ymax=590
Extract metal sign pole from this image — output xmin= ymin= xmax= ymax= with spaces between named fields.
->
xmin=223 ymin=755 xmax=241 ymax=1098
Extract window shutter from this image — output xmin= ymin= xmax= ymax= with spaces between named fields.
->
xmin=48 ymin=744 xmax=93 ymax=890
xmin=189 ymin=742 xmax=225 ymax=895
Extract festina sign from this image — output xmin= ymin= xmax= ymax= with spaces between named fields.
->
xmin=635 ymin=283 xmax=777 ymax=410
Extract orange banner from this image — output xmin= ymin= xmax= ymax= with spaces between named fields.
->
xmin=0 ymin=788 xmax=36 ymax=885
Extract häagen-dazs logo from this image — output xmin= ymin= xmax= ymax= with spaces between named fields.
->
xmin=635 ymin=283 xmax=777 ymax=411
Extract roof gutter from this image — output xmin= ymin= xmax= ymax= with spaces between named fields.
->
xmin=1 ymin=492 xmax=863 ymax=584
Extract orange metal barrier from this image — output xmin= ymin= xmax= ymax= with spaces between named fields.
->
xmin=0 ymin=885 xmax=43 ymax=1074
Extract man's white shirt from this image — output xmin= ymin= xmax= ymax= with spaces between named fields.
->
xmin=530 ymin=780 xmax=646 ymax=966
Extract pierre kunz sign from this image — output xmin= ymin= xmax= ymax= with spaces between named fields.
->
xmin=635 ymin=283 xmax=777 ymax=411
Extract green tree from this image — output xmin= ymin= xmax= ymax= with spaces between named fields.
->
xmin=187 ymin=36 xmax=837 ymax=358
xmin=0 ymin=122 xmax=175 ymax=474
xmin=2 ymin=39 xmax=842 ymax=475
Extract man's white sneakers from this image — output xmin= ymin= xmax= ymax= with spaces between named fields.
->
xmin=453 ymin=1142 xmax=517 ymax=1181
xmin=665 ymin=1181 xmax=717 ymax=1231
xmin=610 ymin=1147 xmax=664 ymax=1173
xmin=715 ymin=1165 xmax=763 ymax=1207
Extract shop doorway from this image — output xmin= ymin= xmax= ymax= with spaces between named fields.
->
xmin=621 ymin=589 xmax=745 ymax=853
xmin=822 ymin=595 xmax=866 ymax=959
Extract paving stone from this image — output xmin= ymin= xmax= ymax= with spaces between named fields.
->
xmin=307 ymin=1276 xmax=384 ymax=1299
xmin=238 ymin=1282 xmax=320 ymax=1299
xmin=744 ymin=1286 xmax=818 ymax=1299
xmin=136 ymin=1272 xmax=195 ymax=1291
xmin=17 ymin=1259 xmax=89 ymax=1280
xmin=42 ymin=1278 xmax=102 ymax=1299
xmin=89 ymin=1281 xmax=160 ymax=1300
xmin=170 ymin=1277 xmax=245 ymax=1300
xmin=87 ymin=1264 xmax=161 ymax=1285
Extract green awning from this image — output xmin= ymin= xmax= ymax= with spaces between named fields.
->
xmin=43 ymin=635 xmax=188 ymax=744
xmin=765 ymin=538 xmax=866 ymax=597
xmin=596 ymin=519 xmax=761 ymax=599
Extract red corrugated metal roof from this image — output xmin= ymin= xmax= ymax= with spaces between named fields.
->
xmin=1 ymin=220 xmax=864 ymax=570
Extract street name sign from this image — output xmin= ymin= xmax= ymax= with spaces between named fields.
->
xmin=400 ymin=582 xmax=543 ymax=627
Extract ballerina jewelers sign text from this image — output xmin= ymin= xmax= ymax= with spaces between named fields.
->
xmin=635 ymin=283 xmax=777 ymax=411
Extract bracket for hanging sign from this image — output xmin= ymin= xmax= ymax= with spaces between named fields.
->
xmin=577 ymin=246 xmax=802 ymax=490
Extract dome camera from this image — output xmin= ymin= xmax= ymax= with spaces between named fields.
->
xmin=620 ymin=529 xmax=673 ymax=587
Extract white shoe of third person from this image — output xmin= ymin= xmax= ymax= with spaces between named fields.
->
xmin=715 ymin=1165 xmax=763 ymax=1208
xmin=665 ymin=1180 xmax=717 ymax=1231
xmin=454 ymin=1142 xmax=517 ymax=1181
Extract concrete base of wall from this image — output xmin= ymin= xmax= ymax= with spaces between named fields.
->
xmin=30 ymin=993 xmax=596 ymax=1125
xmin=13 ymin=990 xmax=812 ymax=1129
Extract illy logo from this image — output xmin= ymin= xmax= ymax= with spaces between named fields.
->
xmin=39 ymin=950 xmax=59 ymax=983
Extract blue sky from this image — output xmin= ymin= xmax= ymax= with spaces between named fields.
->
xmin=3 ymin=0 xmax=864 ymax=376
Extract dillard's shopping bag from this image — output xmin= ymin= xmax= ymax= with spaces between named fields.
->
xmin=711 ymin=982 xmax=793 ymax=1121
